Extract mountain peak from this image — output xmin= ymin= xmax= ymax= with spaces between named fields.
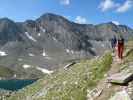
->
xmin=0 ymin=17 xmax=15 ymax=24
xmin=40 ymin=13 xmax=63 ymax=18
xmin=0 ymin=13 xmax=132 ymax=82
xmin=108 ymin=22 xmax=118 ymax=25
xmin=36 ymin=13 xmax=69 ymax=23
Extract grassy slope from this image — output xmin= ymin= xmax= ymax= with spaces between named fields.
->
xmin=0 ymin=66 xmax=14 ymax=78
xmin=125 ymin=41 xmax=133 ymax=62
xmin=95 ymin=41 xmax=133 ymax=100
xmin=8 ymin=52 xmax=112 ymax=100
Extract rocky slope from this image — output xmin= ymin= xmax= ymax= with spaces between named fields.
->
xmin=6 ymin=52 xmax=113 ymax=100
xmin=6 ymin=41 xmax=133 ymax=100
xmin=0 ymin=13 xmax=132 ymax=79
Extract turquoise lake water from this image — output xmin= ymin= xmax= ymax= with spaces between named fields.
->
xmin=0 ymin=79 xmax=37 ymax=91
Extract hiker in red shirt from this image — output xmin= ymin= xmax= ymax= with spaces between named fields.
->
xmin=117 ymin=35 xmax=124 ymax=60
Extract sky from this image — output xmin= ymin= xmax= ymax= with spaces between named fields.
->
xmin=0 ymin=0 xmax=133 ymax=28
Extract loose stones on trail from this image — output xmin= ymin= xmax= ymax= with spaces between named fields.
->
xmin=109 ymin=90 xmax=131 ymax=100
xmin=87 ymin=88 xmax=103 ymax=100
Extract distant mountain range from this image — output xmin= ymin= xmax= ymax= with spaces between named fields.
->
xmin=0 ymin=13 xmax=132 ymax=79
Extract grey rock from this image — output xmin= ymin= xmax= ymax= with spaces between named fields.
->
xmin=107 ymin=69 xmax=133 ymax=84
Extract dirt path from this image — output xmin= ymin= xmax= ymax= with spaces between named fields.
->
xmin=94 ymin=55 xmax=125 ymax=100
xmin=91 ymin=42 xmax=133 ymax=100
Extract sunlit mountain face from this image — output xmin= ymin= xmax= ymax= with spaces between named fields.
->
xmin=0 ymin=13 xmax=132 ymax=79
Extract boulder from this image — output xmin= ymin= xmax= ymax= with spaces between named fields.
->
xmin=107 ymin=69 xmax=133 ymax=84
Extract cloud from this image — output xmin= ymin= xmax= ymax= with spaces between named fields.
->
xmin=99 ymin=0 xmax=119 ymax=12
xmin=112 ymin=21 xmax=120 ymax=25
xmin=116 ymin=0 xmax=133 ymax=13
xmin=75 ymin=16 xmax=87 ymax=24
xmin=60 ymin=0 xmax=70 ymax=5
xmin=99 ymin=0 xmax=133 ymax=13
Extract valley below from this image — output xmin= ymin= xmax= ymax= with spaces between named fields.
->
xmin=0 ymin=13 xmax=132 ymax=100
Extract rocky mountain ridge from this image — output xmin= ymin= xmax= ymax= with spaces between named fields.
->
xmin=0 ymin=13 xmax=132 ymax=79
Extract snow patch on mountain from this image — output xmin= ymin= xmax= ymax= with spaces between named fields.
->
xmin=42 ymin=50 xmax=48 ymax=57
xmin=29 ymin=53 xmax=35 ymax=57
xmin=41 ymin=50 xmax=51 ymax=59
xmin=45 ymin=56 xmax=51 ymax=60
xmin=91 ymin=47 xmax=95 ymax=51
xmin=66 ymin=49 xmax=74 ymax=54
xmin=0 ymin=51 xmax=7 ymax=56
xmin=13 ymin=74 xmax=17 ymax=78
xmin=66 ymin=49 xmax=70 ymax=53
xmin=18 ymin=58 xmax=23 ymax=61
xmin=38 ymin=33 xmax=41 ymax=36
xmin=40 ymin=27 xmax=46 ymax=33
xmin=25 ymin=32 xmax=37 ymax=42
xmin=23 ymin=64 xmax=32 ymax=69
xmin=112 ymin=21 xmax=120 ymax=25
xmin=52 ymin=37 xmax=58 ymax=42
xmin=101 ymin=43 xmax=105 ymax=47
xmin=36 ymin=67 xmax=53 ymax=74
xmin=22 ymin=64 xmax=53 ymax=74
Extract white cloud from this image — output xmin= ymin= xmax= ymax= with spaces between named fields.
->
xmin=112 ymin=21 xmax=120 ymax=25
xmin=75 ymin=16 xmax=87 ymax=24
xmin=117 ymin=0 xmax=133 ymax=13
xmin=99 ymin=0 xmax=133 ymax=13
xmin=60 ymin=0 xmax=70 ymax=5
xmin=99 ymin=0 xmax=119 ymax=12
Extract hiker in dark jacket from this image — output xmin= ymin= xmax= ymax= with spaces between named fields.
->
xmin=111 ymin=35 xmax=117 ymax=52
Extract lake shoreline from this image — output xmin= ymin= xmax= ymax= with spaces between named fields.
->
xmin=0 ymin=77 xmax=39 ymax=80
xmin=0 ymin=79 xmax=38 ymax=91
